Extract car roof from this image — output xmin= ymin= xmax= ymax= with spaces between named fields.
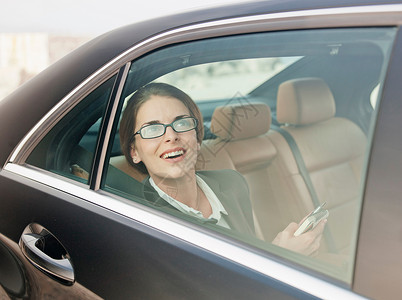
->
xmin=1 ymin=0 xmax=401 ymax=167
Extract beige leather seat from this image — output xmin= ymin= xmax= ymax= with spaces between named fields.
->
xmin=197 ymin=103 xmax=280 ymax=239
xmin=268 ymin=77 xmax=367 ymax=254
xmin=199 ymin=78 xmax=366 ymax=256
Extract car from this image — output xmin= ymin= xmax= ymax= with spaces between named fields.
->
xmin=1 ymin=0 xmax=402 ymax=299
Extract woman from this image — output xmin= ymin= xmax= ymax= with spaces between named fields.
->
xmin=120 ymin=82 xmax=325 ymax=256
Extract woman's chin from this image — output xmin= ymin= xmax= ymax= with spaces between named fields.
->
xmin=153 ymin=166 xmax=194 ymax=181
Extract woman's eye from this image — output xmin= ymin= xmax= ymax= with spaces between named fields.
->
xmin=175 ymin=119 xmax=190 ymax=128
xmin=143 ymin=125 xmax=161 ymax=135
xmin=148 ymin=126 xmax=160 ymax=132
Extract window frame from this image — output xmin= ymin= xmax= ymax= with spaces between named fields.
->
xmin=25 ymin=74 xmax=121 ymax=185
xmin=101 ymin=25 xmax=395 ymax=284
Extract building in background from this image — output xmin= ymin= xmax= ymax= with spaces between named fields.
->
xmin=0 ymin=33 xmax=90 ymax=100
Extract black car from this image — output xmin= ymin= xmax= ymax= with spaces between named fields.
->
xmin=1 ymin=0 xmax=402 ymax=299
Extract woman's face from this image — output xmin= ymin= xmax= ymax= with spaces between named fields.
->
xmin=131 ymin=95 xmax=200 ymax=182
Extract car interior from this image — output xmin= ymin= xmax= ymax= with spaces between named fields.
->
xmin=25 ymin=27 xmax=394 ymax=282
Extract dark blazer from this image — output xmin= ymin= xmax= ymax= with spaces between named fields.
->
xmin=141 ymin=169 xmax=255 ymax=236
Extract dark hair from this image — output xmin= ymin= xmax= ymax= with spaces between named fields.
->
xmin=119 ymin=82 xmax=204 ymax=174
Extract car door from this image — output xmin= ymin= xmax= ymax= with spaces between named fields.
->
xmin=0 ymin=69 xmax=302 ymax=299
xmin=1 ymin=4 xmax=401 ymax=300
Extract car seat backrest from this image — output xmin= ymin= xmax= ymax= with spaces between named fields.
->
xmin=210 ymin=103 xmax=275 ymax=172
xmin=271 ymin=77 xmax=367 ymax=254
xmin=277 ymin=77 xmax=336 ymax=125
xmin=197 ymin=103 xmax=279 ymax=239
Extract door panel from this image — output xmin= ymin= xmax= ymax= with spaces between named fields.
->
xmin=0 ymin=168 xmax=312 ymax=299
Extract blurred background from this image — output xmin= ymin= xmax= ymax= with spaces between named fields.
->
xmin=0 ymin=0 xmax=245 ymax=100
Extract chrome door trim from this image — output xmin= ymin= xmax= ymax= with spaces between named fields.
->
xmin=8 ymin=4 xmax=402 ymax=164
xmin=3 ymin=163 xmax=367 ymax=300
xmin=93 ymin=63 xmax=131 ymax=190
xmin=9 ymin=70 xmax=121 ymax=164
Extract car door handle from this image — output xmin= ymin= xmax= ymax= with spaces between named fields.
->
xmin=19 ymin=224 xmax=75 ymax=284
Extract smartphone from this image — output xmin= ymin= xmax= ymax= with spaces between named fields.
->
xmin=293 ymin=202 xmax=329 ymax=237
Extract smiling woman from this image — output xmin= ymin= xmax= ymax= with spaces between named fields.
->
xmin=114 ymin=82 xmax=326 ymax=255
xmin=119 ymin=83 xmax=204 ymax=176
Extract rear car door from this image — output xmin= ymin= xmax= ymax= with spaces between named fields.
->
xmin=1 ymin=4 xmax=401 ymax=300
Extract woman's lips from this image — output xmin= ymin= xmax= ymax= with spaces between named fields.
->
xmin=160 ymin=147 xmax=186 ymax=161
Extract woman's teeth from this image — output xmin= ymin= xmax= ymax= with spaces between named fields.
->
xmin=162 ymin=150 xmax=184 ymax=159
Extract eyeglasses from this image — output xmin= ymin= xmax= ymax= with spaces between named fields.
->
xmin=133 ymin=117 xmax=198 ymax=139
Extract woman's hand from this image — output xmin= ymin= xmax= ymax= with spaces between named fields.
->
xmin=272 ymin=219 xmax=327 ymax=256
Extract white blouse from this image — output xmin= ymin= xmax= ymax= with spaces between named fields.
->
xmin=149 ymin=175 xmax=230 ymax=229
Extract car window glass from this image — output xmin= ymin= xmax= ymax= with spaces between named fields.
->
xmin=26 ymin=75 xmax=117 ymax=184
xmin=156 ymin=57 xmax=302 ymax=101
xmin=102 ymin=28 xmax=396 ymax=284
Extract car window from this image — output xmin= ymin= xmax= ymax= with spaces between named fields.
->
xmin=26 ymin=75 xmax=117 ymax=184
xmin=102 ymin=28 xmax=395 ymax=284
xmin=156 ymin=57 xmax=302 ymax=101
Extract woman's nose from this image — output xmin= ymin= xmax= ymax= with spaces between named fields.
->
xmin=163 ymin=126 xmax=179 ymax=142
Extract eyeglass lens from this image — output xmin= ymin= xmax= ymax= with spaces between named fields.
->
xmin=139 ymin=117 xmax=196 ymax=138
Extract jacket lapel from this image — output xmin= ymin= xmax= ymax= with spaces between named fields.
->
xmin=197 ymin=171 xmax=254 ymax=236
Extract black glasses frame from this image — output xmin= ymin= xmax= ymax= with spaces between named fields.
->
xmin=133 ymin=117 xmax=198 ymax=139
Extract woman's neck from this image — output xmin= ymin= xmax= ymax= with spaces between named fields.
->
xmin=153 ymin=174 xmax=212 ymax=218
xmin=153 ymin=174 xmax=199 ymax=208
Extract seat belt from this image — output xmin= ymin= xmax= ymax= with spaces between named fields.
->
xmin=274 ymin=127 xmax=320 ymax=207
xmin=274 ymin=126 xmax=336 ymax=252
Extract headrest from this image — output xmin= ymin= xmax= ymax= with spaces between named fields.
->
xmin=277 ymin=78 xmax=336 ymax=125
xmin=210 ymin=103 xmax=271 ymax=140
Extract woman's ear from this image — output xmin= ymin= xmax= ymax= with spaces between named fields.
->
xmin=197 ymin=143 xmax=201 ymax=151
xmin=130 ymin=146 xmax=141 ymax=164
